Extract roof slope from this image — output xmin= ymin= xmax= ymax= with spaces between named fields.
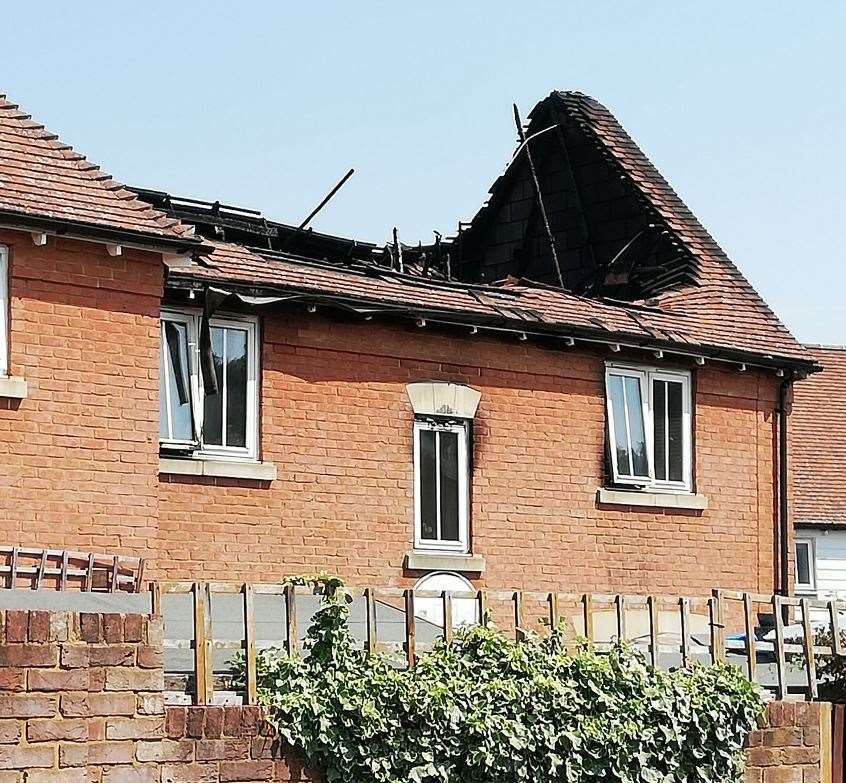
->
xmin=166 ymin=240 xmax=810 ymax=368
xmin=793 ymin=346 xmax=846 ymax=524
xmin=554 ymin=92 xmax=808 ymax=365
xmin=0 ymin=94 xmax=194 ymax=243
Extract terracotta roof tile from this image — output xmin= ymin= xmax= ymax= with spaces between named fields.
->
xmin=792 ymin=346 xmax=846 ymax=524
xmin=554 ymin=92 xmax=810 ymax=364
xmin=169 ymin=241 xmax=813 ymax=367
xmin=0 ymin=94 xmax=194 ymax=242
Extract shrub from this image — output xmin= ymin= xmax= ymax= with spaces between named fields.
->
xmin=248 ymin=576 xmax=764 ymax=783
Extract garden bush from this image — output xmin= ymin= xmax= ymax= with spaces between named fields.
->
xmin=248 ymin=575 xmax=763 ymax=783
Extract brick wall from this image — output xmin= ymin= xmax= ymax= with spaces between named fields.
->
xmin=745 ymin=702 xmax=829 ymax=783
xmin=160 ymin=315 xmax=784 ymax=595
xmin=0 ymin=230 xmax=161 ymax=558
xmin=0 ymin=228 xmax=786 ymax=596
xmin=0 ymin=609 xmax=830 ymax=783
xmin=0 ymin=608 xmax=164 ymax=781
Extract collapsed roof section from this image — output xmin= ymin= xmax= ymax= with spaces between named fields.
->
xmin=0 ymin=88 xmax=816 ymax=370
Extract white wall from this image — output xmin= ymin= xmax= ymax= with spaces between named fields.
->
xmin=797 ymin=528 xmax=846 ymax=598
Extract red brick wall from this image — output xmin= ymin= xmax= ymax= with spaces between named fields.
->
xmin=745 ymin=701 xmax=828 ymax=783
xmin=159 ymin=313 xmax=783 ymax=595
xmin=0 ymin=230 xmax=161 ymax=558
xmin=0 ymin=229 xmax=786 ymax=596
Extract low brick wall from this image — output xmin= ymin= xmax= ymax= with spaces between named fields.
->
xmin=162 ymin=706 xmax=317 ymax=782
xmin=0 ymin=608 xmax=164 ymax=781
xmin=0 ymin=608 xmax=832 ymax=782
xmin=745 ymin=701 xmax=830 ymax=783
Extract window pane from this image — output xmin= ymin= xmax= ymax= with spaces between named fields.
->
xmin=419 ymin=430 xmax=438 ymax=540
xmin=225 ymin=328 xmax=248 ymax=448
xmin=624 ymin=376 xmax=649 ymax=477
xmin=439 ymin=431 xmax=460 ymax=542
xmin=608 ymin=375 xmax=632 ymax=475
xmin=161 ymin=321 xmax=193 ymax=442
xmin=202 ymin=327 xmax=225 ymax=446
xmin=796 ymin=543 xmax=811 ymax=586
xmin=653 ymin=380 xmax=667 ymax=481
xmin=667 ymin=381 xmax=684 ymax=482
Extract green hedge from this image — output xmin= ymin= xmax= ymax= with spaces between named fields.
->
xmin=248 ymin=576 xmax=763 ymax=783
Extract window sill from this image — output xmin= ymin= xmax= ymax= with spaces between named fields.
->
xmin=159 ymin=457 xmax=277 ymax=482
xmin=596 ymin=487 xmax=708 ymax=511
xmin=0 ymin=376 xmax=27 ymax=399
xmin=404 ymin=551 xmax=486 ymax=573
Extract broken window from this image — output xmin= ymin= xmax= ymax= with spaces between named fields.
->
xmin=605 ymin=364 xmax=692 ymax=491
xmin=0 ymin=244 xmax=8 ymax=377
xmin=159 ymin=309 xmax=259 ymax=460
xmin=414 ymin=419 xmax=469 ymax=552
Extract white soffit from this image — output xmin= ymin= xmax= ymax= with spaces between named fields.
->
xmin=406 ymin=382 xmax=481 ymax=419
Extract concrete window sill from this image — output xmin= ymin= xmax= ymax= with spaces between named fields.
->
xmin=159 ymin=457 xmax=277 ymax=482
xmin=0 ymin=376 xmax=27 ymax=399
xmin=596 ymin=487 xmax=708 ymax=511
xmin=404 ymin=551 xmax=486 ymax=573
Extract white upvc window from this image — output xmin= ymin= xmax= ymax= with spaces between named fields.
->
xmin=605 ymin=364 xmax=692 ymax=492
xmin=0 ymin=244 xmax=8 ymax=377
xmin=159 ymin=308 xmax=259 ymax=461
xmin=413 ymin=419 xmax=470 ymax=553
xmin=794 ymin=538 xmax=816 ymax=593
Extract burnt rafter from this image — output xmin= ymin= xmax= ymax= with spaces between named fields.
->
xmin=453 ymin=92 xmax=701 ymax=301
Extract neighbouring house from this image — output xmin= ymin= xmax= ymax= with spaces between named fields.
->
xmin=0 ymin=89 xmax=819 ymax=600
xmin=792 ymin=345 xmax=846 ymax=598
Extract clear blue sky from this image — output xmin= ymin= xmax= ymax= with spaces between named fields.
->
xmin=4 ymin=2 xmax=844 ymax=343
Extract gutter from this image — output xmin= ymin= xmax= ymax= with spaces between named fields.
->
xmin=777 ymin=376 xmax=793 ymax=597
xmin=0 ymin=210 xmax=212 ymax=255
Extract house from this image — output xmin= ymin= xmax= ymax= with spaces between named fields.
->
xmin=0 ymin=90 xmax=818 ymax=599
xmin=792 ymin=345 xmax=846 ymax=597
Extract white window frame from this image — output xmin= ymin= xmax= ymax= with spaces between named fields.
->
xmin=413 ymin=419 xmax=470 ymax=553
xmin=159 ymin=308 xmax=259 ymax=462
xmin=605 ymin=363 xmax=692 ymax=493
xmin=794 ymin=538 xmax=816 ymax=593
xmin=0 ymin=245 xmax=8 ymax=377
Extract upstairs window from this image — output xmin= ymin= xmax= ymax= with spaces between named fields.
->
xmin=0 ymin=245 xmax=8 ymax=377
xmin=159 ymin=309 xmax=259 ymax=461
xmin=605 ymin=364 xmax=692 ymax=492
xmin=413 ymin=419 xmax=470 ymax=552
xmin=794 ymin=539 xmax=816 ymax=593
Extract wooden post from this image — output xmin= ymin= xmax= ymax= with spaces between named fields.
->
xmin=404 ymin=589 xmax=416 ymax=668
xmin=442 ymin=591 xmax=453 ymax=645
xmin=285 ymin=584 xmax=298 ymax=655
xmin=149 ymin=582 xmax=162 ymax=617
xmin=476 ymin=590 xmax=487 ymax=628
xmin=365 ymin=587 xmax=377 ymax=655
xmin=679 ymin=597 xmax=691 ymax=667
xmin=710 ymin=589 xmax=726 ymax=663
xmin=193 ymin=582 xmax=212 ymax=705
xmin=582 ymin=594 xmax=594 ymax=645
xmin=771 ymin=594 xmax=787 ymax=701
xmin=647 ymin=595 xmax=659 ymax=668
xmin=615 ymin=595 xmax=626 ymax=643
xmin=743 ymin=593 xmax=757 ymax=684
xmin=243 ymin=584 xmax=257 ymax=706
xmin=513 ymin=592 xmax=525 ymax=642
xmin=801 ymin=597 xmax=819 ymax=700
xmin=831 ymin=600 xmax=843 ymax=656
